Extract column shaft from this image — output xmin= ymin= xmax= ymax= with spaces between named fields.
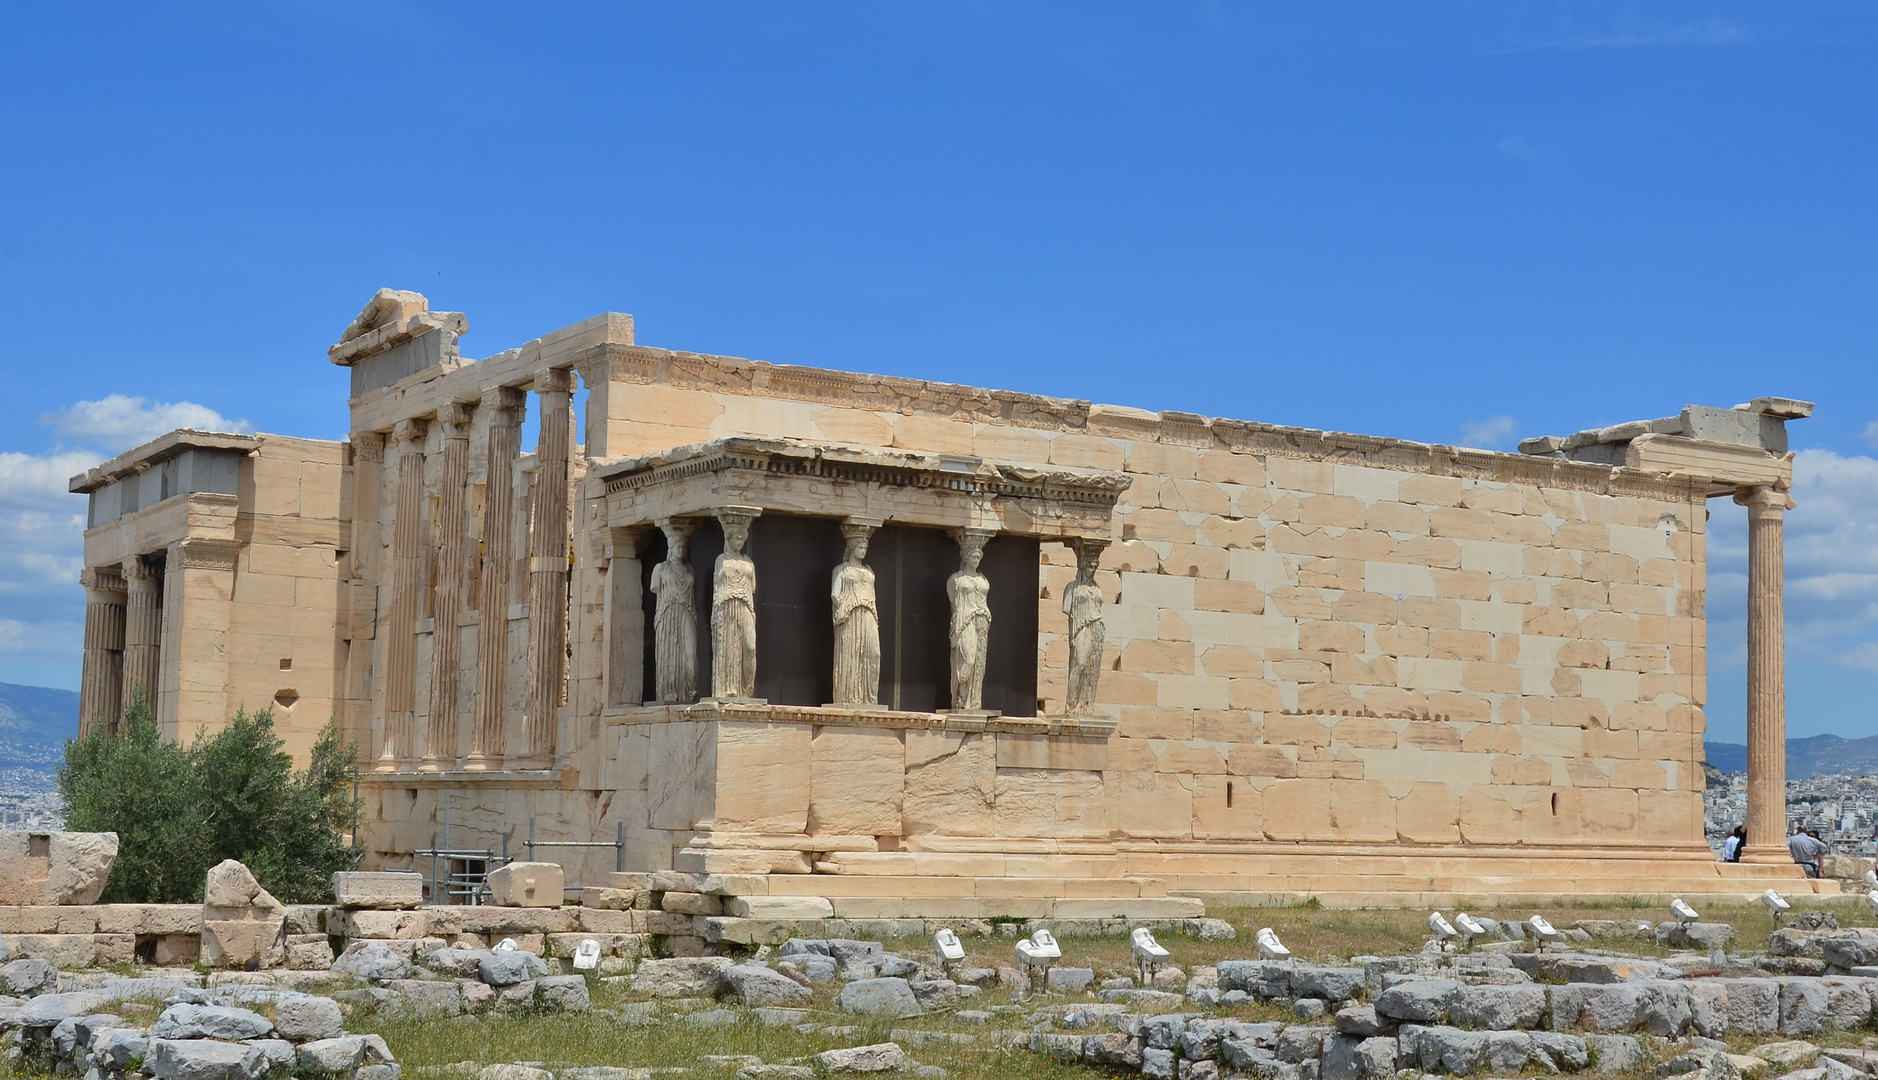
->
xmin=1737 ymin=485 xmax=1791 ymax=863
xmin=78 ymin=568 xmax=126 ymax=736
xmin=423 ymin=404 xmax=474 ymax=769
xmin=468 ymin=387 xmax=525 ymax=769
xmin=524 ymin=368 xmax=574 ymax=764
xmin=120 ymin=556 xmax=162 ymax=721
xmin=342 ymin=433 xmax=385 ymax=763
xmin=380 ymin=419 xmax=427 ymax=770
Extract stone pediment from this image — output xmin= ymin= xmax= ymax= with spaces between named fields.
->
xmin=328 ymin=288 xmax=469 ymax=368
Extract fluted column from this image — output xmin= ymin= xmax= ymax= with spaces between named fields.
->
xmin=120 ymin=556 xmax=162 ymax=721
xmin=78 ymin=567 xmax=126 ymax=737
xmin=523 ymin=368 xmax=574 ymax=766
xmin=1736 ymin=484 xmax=1792 ymax=863
xmin=422 ymin=403 xmax=473 ymax=770
xmin=467 ymin=386 xmax=525 ymax=770
xmin=379 ymin=418 xmax=427 ymax=771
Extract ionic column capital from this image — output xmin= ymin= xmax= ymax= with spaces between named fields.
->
xmin=351 ymin=431 xmax=386 ymax=464
xmin=122 ymin=556 xmax=157 ymax=583
xmin=482 ymin=384 xmax=527 ymax=414
xmin=1733 ymin=485 xmax=1795 ymax=515
xmin=439 ymin=402 xmax=475 ymax=434
xmin=536 ymin=367 xmax=576 ymax=395
xmin=393 ymin=418 xmax=428 ymax=446
xmin=81 ymin=566 xmax=126 ymax=598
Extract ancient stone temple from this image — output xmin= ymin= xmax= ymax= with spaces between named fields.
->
xmin=72 ymin=289 xmax=1820 ymax=909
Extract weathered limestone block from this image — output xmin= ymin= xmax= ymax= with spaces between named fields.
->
xmin=488 ymin=863 xmax=565 ymax=908
xmin=200 ymin=860 xmax=284 ymax=969
xmin=332 ymin=908 xmax=430 ymax=939
xmin=333 ymin=872 xmax=424 ymax=910
xmin=9 ymin=934 xmax=101 ymax=969
xmin=437 ymin=905 xmax=577 ymax=935
xmin=0 ymin=832 xmax=118 ymax=905
xmin=93 ymin=904 xmax=203 ymax=935
xmin=808 ymin=727 xmax=904 ymax=836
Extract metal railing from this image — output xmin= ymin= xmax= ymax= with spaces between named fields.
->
xmin=525 ymin=817 xmax=625 ymax=896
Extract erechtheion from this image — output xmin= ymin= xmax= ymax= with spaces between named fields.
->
xmin=71 ymin=290 xmax=1821 ymax=911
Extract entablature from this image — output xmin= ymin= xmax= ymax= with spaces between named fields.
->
xmin=593 ymin=436 xmax=1130 ymax=539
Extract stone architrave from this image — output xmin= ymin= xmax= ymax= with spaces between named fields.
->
xmin=467 ymin=386 xmax=525 ymax=770
xmin=120 ymin=555 xmax=162 ymax=720
xmin=524 ymin=368 xmax=575 ymax=765
xmin=78 ymin=567 xmax=126 ymax=737
xmin=1736 ymin=483 xmax=1793 ymax=863
xmin=201 ymin=859 xmax=286 ymax=969
xmin=0 ymin=831 xmax=118 ymax=905
xmin=831 ymin=520 xmax=881 ymax=707
xmin=947 ymin=529 xmax=994 ymax=712
xmin=1063 ymin=538 xmax=1109 ymax=717
xmin=649 ymin=518 xmax=698 ymax=704
xmin=423 ymin=402 xmax=474 ymax=769
xmin=709 ymin=506 xmax=761 ymax=700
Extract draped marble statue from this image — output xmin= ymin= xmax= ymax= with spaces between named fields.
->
xmin=947 ymin=529 xmax=993 ymax=711
xmin=649 ymin=518 xmax=698 ymax=703
xmin=830 ymin=521 xmax=881 ymax=706
xmin=710 ymin=509 xmax=760 ymax=700
xmin=1064 ymin=539 xmax=1107 ymax=716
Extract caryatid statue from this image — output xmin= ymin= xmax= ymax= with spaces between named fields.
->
xmin=947 ymin=529 xmax=994 ymax=712
xmin=710 ymin=508 xmax=760 ymax=700
xmin=1063 ymin=539 xmax=1108 ymax=716
xmin=830 ymin=521 xmax=881 ymax=707
xmin=649 ymin=518 xmax=698 ymax=703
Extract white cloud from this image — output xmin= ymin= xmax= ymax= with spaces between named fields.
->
xmin=1459 ymin=415 xmax=1519 ymax=449
xmin=1863 ymin=419 xmax=1878 ymax=450
xmin=1 ymin=395 xmax=244 ymax=677
xmin=41 ymin=394 xmax=250 ymax=454
xmin=1708 ymin=448 xmax=1878 ymax=665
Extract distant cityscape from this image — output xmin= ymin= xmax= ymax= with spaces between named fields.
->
xmin=1703 ymin=769 xmax=1878 ymax=858
xmin=0 ymin=766 xmax=64 ymax=829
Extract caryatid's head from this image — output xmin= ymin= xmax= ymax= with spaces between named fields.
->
xmin=722 ymin=518 xmax=750 ymax=555
xmin=957 ymin=531 xmax=987 ymax=573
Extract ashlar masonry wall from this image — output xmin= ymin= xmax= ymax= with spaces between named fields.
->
xmin=576 ymin=345 xmax=1712 ymax=864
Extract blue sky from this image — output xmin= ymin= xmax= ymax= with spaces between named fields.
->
xmin=1 ymin=3 xmax=1873 ymax=743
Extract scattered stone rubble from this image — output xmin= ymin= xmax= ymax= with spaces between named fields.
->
xmin=1023 ymin=917 xmax=1878 ymax=1080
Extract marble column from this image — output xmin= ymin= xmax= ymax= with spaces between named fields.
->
xmin=379 ymin=418 xmax=427 ymax=771
xmin=523 ymin=368 xmax=575 ymax=766
xmin=78 ymin=567 xmax=126 ymax=737
xmin=468 ymin=386 xmax=525 ymax=770
xmin=120 ymin=555 xmax=162 ymax=722
xmin=423 ymin=403 xmax=474 ymax=770
xmin=1736 ymin=484 xmax=1793 ymax=863
xmin=342 ymin=432 xmax=385 ymax=762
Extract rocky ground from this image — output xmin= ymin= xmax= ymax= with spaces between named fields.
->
xmin=7 ymin=903 xmax=1878 ymax=1080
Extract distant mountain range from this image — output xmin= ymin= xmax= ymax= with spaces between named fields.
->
xmin=0 ymin=682 xmax=77 ymax=770
xmin=1705 ymin=734 xmax=1878 ymax=779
